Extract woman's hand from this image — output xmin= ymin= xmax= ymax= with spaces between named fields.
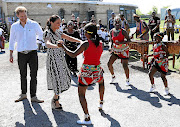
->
xmin=58 ymin=40 xmax=64 ymax=44
xmin=108 ymin=48 xmax=113 ymax=53
xmin=57 ymin=43 xmax=63 ymax=48
xmin=57 ymin=40 xmax=64 ymax=48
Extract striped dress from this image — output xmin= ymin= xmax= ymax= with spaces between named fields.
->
xmin=43 ymin=29 xmax=71 ymax=94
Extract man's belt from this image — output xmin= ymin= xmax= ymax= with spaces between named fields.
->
xmin=19 ymin=50 xmax=36 ymax=54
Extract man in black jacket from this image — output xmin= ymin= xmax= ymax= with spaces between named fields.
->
xmin=148 ymin=11 xmax=160 ymax=41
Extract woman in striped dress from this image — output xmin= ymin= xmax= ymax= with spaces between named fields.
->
xmin=43 ymin=15 xmax=82 ymax=110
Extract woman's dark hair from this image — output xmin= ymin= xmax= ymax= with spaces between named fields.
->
xmin=84 ymin=23 xmax=100 ymax=47
xmin=46 ymin=15 xmax=60 ymax=29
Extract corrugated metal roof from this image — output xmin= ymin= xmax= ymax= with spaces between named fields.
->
xmin=2 ymin=0 xmax=137 ymax=8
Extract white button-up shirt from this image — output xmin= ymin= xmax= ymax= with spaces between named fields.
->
xmin=9 ymin=18 xmax=43 ymax=52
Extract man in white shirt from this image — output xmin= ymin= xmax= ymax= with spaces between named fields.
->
xmin=9 ymin=6 xmax=44 ymax=103
xmin=165 ymin=9 xmax=176 ymax=41
xmin=120 ymin=14 xmax=130 ymax=35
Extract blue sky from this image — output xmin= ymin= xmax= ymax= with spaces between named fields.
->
xmin=104 ymin=0 xmax=180 ymax=14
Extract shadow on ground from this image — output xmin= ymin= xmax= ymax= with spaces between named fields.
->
xmin=112 ymin=83 xmax=162 ymax=108
xmin=154 ymin=92 xmax=180 ymax=106
xmin=15 ymin=99 xmax=52 ymax=127
xmin=99 ymin=109 xmax=121 ymax=127
xmin=0 ymin=51 xmax=6 ymax=54
xmin=52 ymin=110 xmax=83 ymax=127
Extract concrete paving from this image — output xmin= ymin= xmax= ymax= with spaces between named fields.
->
xmin=0 ymin=48 xmax=180 ymax=127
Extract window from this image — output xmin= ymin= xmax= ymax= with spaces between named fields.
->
xmin=131 ymin=9 xmax=136 ymax=23
xmin=87 ymin=11 xmax=95 ymax=21
xmin=120 ymin=7 xmax=125 ymax=15
xmin=126 ymin=10 xmax=131 ymax=23
xmin=107 ymin=10 xmax=113 ymax=23
xmin=58 ymin=8 xmax=65 ymax=19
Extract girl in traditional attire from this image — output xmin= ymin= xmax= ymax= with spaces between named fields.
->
xmin=145 ymin=32 xmax=169 ymax=95
xmin=58 ymin=23 xmax=104 ymax=125
xmin=108 ymin=16 xmax=131 ymax=85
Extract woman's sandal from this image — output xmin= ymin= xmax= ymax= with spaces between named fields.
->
xmin=98 ymin=100 xmax=104 ymax=110
xmin=77 ymin=114 xmax=92 ymax=125
xmin=51 ymin=96 xmax=62 ymax=110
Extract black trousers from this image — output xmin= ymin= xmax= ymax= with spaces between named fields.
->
xmin=150 ymin=30 xmax=159 ymax=41
xmin=18 ymin=51 xmax=38 ymax=98
xmin=166 ymin=29 xmax=174 ymax=41
xmin=65 ymin=53 xmax=77 ymax=72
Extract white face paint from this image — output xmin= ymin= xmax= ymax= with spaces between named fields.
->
xmin=114 ymin=17 xmax=121 ymax=29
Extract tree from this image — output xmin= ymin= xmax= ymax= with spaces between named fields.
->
xmin=152 ymin=6 xmax=158 ymax=14
xmin=162 ymin=6 xmax=170 ymax=9
xmin=148 ymin=6 xmax=158 ymax=15
xmin=136 ymin=9 xmax=144 ymax=15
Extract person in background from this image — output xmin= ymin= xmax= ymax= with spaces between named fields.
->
xmin=84 ymin=18 xmax=88 ymax=23
xmin=9 ymin=6 xmax=44 ymax=103
xmin=120 ymin=14 xmax=130 ymax=35
xmin=71 ymin=14 xmax=78 ymax=30
xmin=76 ymin=17 xmax=81 ymax=29
xmin=44 ymin=15 xmax=83 ymax=110
xmin=132 ymin=14 xmax=149 ymax=67
xmin=1 ymin=23 xmax=8 ymax=40
xmin=101 ymin=27 xmax=106 ymax=42
xmin=60 ymin=19 xmax=67 ymax=32
xmin=108 ymin=12 xmax=115 ymax=31
xmin=165 ymin=9 xmax=176 ymax=41
xmin=97 ymin=24 xmax=103 ymax=41
xmin=91 ymin=15 xmax=95 ymax=21
xmin=79 ymin=21 xmax=87 ymax=41
xmin=58 ymin=23 xmax=104 ymax=125
xmin=144 ymin=32 xmax=169 ymax=95
xmin=132 ymin=14 xmax=149 ymax=41
xmin=37 ymin=23 xmax=45 ymax=52
xmin=0 ymin=27 xmax=5 ymax=53
xmin=104 ymin=28 xmax=110 ymax=42
xmin=37 ymin=36 xmax=43 ymax=52
xmin=97 ymin=19 xmax=104 ymax=28
xmin=148 ymin=11 xmax=160 ymax=41
xmin=90 ymin=19 xmax=96 ymax=26
xmin=0 ymin=27 xmax=4 ymax=35
xmin=63 ymin=21 xmax=81 ymax=76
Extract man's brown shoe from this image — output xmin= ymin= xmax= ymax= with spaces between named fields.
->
xmin=15 ymin=94 xmax=27 ymax=102
xmin=31 ymin=96 xmax=44 ymax=103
